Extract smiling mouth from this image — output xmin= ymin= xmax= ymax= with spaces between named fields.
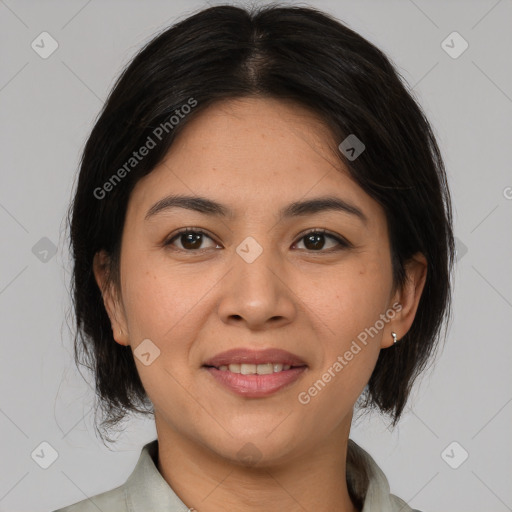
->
xmin=202 ymin=348 xmax=308 ymax=397
xmin=204 ymin=363 xmax=306 ymax=374
xmin=202 ymin=363 xmax=308 ymax=398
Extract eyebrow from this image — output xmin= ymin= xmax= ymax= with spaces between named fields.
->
xmin=145 ymin=194 xmax=368 ymax=225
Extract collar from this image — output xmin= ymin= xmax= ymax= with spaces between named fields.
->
xmin=124 ymin=438 xmax=414 ymax=511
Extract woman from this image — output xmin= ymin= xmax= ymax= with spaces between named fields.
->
xmin=54 ymin=3 xmax=454 ymax=511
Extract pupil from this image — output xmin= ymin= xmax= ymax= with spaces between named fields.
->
xmin=182 ymin=233 xmax=202 ymax=250
xmin=305 ymin=233 xmax=324 ymax=250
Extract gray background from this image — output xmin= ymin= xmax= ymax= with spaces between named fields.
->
xmin=1 ymin=0 xmax=511 ymax=511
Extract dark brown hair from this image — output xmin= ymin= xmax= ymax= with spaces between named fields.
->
xmin=68 ymin=3 xmax=454 ymax=442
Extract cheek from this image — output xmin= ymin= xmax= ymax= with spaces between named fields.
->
xmin=122 ymin=270 xmax=176 ymax=339
xmin=121 ymin=250 xmax=209 ymax=341
xmin=295 ymin=258 xmax=389 ymax=394
xmin=299 ymin=257 xmax=391 ymax=338
xmin=121 ymin=260 xmax=207 ymax=417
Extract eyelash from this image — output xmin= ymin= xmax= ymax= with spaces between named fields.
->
xmin=163 ymin=227 xmax=351 ymax=253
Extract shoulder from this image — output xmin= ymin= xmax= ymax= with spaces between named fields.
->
xmin=389 ymin=493 xmax=423 ymax=512
xmin=347 ymin=439 xmax=422 ymax=512
xmin=52 ymin=483 xmax=127 ymax=512
xmin=52 ymin=439 xmax=166 ymax=512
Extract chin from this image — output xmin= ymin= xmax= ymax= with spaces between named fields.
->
xmin=202 ymin=428 xmax=303 ymax=469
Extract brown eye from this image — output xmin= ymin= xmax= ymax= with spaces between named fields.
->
xmin=165 ymin=229 xmax=219 ymax=251
xmin=294 ymin=229 xmax=350 ymax=252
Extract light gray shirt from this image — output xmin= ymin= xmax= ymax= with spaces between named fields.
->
xmin=53 ymin=438 xmax=420 ymax=512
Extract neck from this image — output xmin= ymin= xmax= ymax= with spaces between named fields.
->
xmin=154 ymin=416 xmax=359 ymax=512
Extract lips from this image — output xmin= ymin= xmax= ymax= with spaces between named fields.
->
xmin=202 ymin=348 xmax=308 ymax=368
xmin=202 ymin=348 xmax=308 ymax=398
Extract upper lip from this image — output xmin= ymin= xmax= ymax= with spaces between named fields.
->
xmin=203 ymin=348 xmax=307 ymax=368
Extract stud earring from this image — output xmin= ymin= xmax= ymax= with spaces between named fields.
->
xmin=391 ymin=332 xmax=398 ymax=344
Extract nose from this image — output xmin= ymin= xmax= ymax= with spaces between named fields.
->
xmin=217 ymin=239 xmax=297 ymax=331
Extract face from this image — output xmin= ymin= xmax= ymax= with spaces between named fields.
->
xmin=96 ymin=97 xmax=425 ymax=466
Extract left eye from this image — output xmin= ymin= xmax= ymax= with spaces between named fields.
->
xmin=165 ymin=228 xmax=349 ymax=252
xmin=293 ymin=229 xmax=349 ymax=251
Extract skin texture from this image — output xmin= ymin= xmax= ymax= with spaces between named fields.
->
xmin=94 ymin=97 xmax=427 ymax=512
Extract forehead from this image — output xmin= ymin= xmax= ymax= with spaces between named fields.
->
xmin=127 ymin=97 xmax=384 ymax=226
xmin=176 ymin=96 xmax=339 ymax=162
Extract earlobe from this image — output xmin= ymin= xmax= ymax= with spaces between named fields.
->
xmin=92 ymin=251 xmax=130 ymax=346
xmin=382 ymin=252 xmax=428 ymax=348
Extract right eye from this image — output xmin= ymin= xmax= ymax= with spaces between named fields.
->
xmin=164 ymin=228 xmax=221 ymax=252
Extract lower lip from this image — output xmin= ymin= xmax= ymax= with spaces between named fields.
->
xmin=204 ymin=366 xmax=307 ymax=398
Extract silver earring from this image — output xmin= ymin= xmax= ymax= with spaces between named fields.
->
xmin=391 ymin=332 xmax=398 ymax=344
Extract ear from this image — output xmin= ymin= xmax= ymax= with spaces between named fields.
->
xmin=381 ymin=252 xmax=428 ymax=348
xmin=93 ymin=250 xmax=130 ymax=346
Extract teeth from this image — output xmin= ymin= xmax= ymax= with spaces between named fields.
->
xmin=257 ymin=363 xmax=274 ymax=375
xmin=241 ymin=363 xmax=256 ymax=375
xmin=220 ymin=363 xmax=293 ymax=374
